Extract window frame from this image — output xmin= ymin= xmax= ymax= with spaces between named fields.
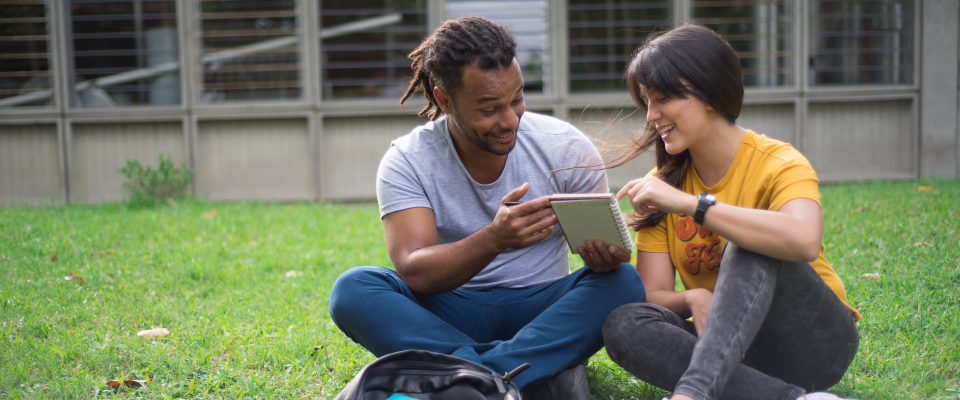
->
xmin=800 ymin=0 xmax=920 ymax=94
xmin=314 ymin=0 xmax=436 ymax=109
xmin=0 ymin=0 xmax=925 ymax=117
xmin=190 ymin=0 xmax=310 ymax=108
xmin=59 ymin=0 xmax=187 ymax=111
xmin=0 ymin=0 xmax=61 ymax=113
xmin=560 ymin=0 xmax=920 ymax=102
xmin=686 ymin=0 xmax=804 ymax=95
xmin=561 ymin=0 xmax=683 ymax=101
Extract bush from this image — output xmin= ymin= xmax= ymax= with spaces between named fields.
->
xmin=117 ymin=154 xmax=193 ymax=207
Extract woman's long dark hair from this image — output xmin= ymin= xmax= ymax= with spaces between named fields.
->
xmin=616 ymin=24 xmax=744 ymax=231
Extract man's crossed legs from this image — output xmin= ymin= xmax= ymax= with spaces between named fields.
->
xmin=329 ymin=264 xmax=644 ymax=389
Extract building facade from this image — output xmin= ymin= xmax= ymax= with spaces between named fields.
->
xmin=1 ymin=0 xmax=958 ymax=205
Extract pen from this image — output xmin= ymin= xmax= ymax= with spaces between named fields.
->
xmin=505 ymin=201 xmax=522 ymax=207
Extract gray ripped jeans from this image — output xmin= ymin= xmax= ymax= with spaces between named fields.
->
xmin=603 ymin=242 xmax=859 ymax=400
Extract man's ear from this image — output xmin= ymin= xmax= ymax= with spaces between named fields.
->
xmin=434 ymin=87 xmax=453 ymax=115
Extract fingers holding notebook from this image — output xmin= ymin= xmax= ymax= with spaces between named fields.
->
xmin=578 ymin=239 xmax=631 ymax=273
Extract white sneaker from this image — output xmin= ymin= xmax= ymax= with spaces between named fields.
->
xmin=800 ymin=392 xmax=857 ymax=400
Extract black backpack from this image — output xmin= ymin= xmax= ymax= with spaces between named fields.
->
xmin=335 ymin=349 xmax=530 ymax=400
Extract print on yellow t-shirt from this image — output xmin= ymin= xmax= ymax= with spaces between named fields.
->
xmin=675 ymin=214 xmax=721 ymax=275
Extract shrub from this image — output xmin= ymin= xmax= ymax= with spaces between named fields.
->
xmin=117 ymin=154 xmax=193 ymax=207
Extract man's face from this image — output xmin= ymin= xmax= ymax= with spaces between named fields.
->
xmin=440 ymin=60 xmax=525 ymax=156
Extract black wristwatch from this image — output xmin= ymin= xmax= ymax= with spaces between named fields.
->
xmin=694 ymin=193 xmax=717 ymax=225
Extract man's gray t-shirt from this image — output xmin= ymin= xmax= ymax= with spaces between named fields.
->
xmin=376 ymin=112 xmax=608 ymax=290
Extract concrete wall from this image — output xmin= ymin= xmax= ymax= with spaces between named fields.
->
xmin=321 ymin=115 xmax=425 ymax=200
xmin=196 ymin=118 xmax=313 ymax=201
xmin=0 ymin=97 xmax=931 ymax=204
xmin=0 ymin=124 xmax=61 ymax=205
xmin=920 ymin=0 xmax=960 ymax=178
xmin=68 ymin=121 xmax=185 ymax=203
xmin=805 ymin=99 xmax=916 ymax=182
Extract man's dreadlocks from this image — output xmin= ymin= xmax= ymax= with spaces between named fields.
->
xmin=399 ymin=16 xmax=517 ymax=121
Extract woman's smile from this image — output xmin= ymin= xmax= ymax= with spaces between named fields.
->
xmin=657 ymin=124 xmax=676 ymax=140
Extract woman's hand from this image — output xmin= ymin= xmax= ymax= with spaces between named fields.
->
xmin=615 ymin=177 xmax=698 ymax=217
xmin=684 ymin=288 xmax=713 ymax=336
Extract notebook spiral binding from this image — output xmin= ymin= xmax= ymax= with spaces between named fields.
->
xmin=608 ymin=203 xmax=634 ymax=253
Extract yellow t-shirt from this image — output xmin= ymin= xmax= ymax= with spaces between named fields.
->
xmin=636 ymin=130 xmax=861 ymax=321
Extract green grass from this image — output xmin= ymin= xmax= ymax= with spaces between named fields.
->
xmin=1 ymin=178 xmax=958 ymax=399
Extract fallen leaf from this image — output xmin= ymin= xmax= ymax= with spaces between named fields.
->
xmin=137 ymin=328 xmax=170 ymax=339
xmin=203 ymin=208 xmax=217 ymax=218
xmin=64 ymin=272 xmax=85 ymax=284
xmin=285 ymin=270 xmax=302 ymax=278
xmin=917 ymin=186 xmax=933 ymax=192
xmin=106 ymin=380 xmax=147 ymax=388
xmin=862 ymin=272 xmax=881 ymax=279
xmin=852 ymin=205 xmax=867 ymax=213
xmin=50 ymin=253 xmax=57 ymax=262
xmin=92 ymin=250 xmax=116 ymax=256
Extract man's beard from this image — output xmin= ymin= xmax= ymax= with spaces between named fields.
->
xmin=449 ymin=113 xmax=518 ymax=156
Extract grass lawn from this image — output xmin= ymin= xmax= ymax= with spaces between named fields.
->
xmin=2 ymin=178 xmax=959 ymax=399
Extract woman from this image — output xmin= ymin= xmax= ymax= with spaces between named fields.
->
xmin=602 ymin=25 xmax=862 ymax=400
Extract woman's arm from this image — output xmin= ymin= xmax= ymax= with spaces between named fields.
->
xmin=637 ymin=251 xmax=713 ymax=336
xmin=618 ymin=177 xmax=823 ymax=262
xmin=701 ymin=198 xmax=823 ymax=262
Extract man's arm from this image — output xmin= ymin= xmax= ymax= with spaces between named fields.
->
xmin=384 ymin=182 xmax=558 ymax=298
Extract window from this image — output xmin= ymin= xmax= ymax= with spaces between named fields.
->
xmin=0 ymin=0 xmax=53 ymax=108
xmin=691 ymin=0 xmax=795 ymax=87
xmin=809 ymin=0 xmax=913 ymax=86
xmin=68 ymin=0 xmax=180 ymax=107
xmin=319 ymin=0 xmax=427 ymax=100
xmin=197 ymin=0 xmax=302 ymax=103
xmin=447 ymin=0 xmax=551 ymax=94
xmin=568 ymin=0 xmax=672 ymax=93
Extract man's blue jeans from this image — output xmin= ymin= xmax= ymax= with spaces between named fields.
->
xmin=329 ymin=264 xmax=644 ymax=389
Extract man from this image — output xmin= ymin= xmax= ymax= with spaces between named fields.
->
xmin=329 ymin=16 xmax=644 ymax=399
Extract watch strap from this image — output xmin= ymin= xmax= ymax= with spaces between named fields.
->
xmin=694 ymin=193 xmax=716 ymax=225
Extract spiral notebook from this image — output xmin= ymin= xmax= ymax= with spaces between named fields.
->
xmin=549 ymin=193 xmax=634 ymax=254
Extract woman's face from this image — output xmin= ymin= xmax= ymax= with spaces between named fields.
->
xmin=638 ymin=80 xmax=714 ymax=155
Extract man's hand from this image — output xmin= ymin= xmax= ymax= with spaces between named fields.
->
xmin=490 ymin=183 xmax=559 ymax=251
xmin=577 ymin=239 xmax=630 ymax=273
